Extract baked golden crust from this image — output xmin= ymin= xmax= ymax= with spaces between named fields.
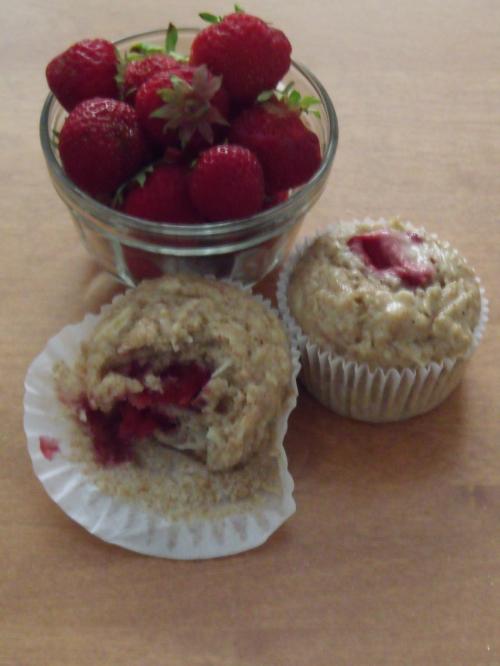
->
xmin=287 ymin=218 xmax=481 ymax=368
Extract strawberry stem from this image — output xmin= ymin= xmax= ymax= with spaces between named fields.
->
xmin=257 ymin=83 xmax=321 ymax=118
xmin=51 ymin=128 xmax=60 ymax=150
xmin=127 ymin=24 xmax=188 ymax=64
xmin=165 ymin=23 xmax=188 ymax=62
xmin=129 ymin=42 xmax=164 ymax=56
xmin=112 ymin=164 xmax=155 ymax=208
xmin=114 ymin=48 xmax=127 ymax=98
xmin=148 ymin=65 xmax=228 ymax=148
xmin=165 ymin=23 xmax=178 ymax=53
xmin=256 ymin=89 xmax=274 ymax=103
xmin=199 ymin=12 xmax=222 ymax=23
xmin=199 ymin=6 xmax=244 ymax=23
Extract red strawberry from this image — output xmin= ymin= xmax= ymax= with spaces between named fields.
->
xmin=190 ymin=12 xmax=291 ymax=103
xmin=189 ymin=144 xmax=265 ymax=222
xmin=348 ymin=231 xmax=435 ymax=288
xmin=122 ymin=164 xmax=199 ymax=223
xmin=135 ymin=65 xmax=229 ymax=151
xmin=46 ymin=39 xmax=119 ymax=111
xmin=229 ymin=99 xmax=321 ymax=194
xmin=263 ymin=190 xmax=289 ymax=209
xmin=123 ymin=247 xmax=164 ymax=282
xmin=123 ymin=54 xmax=178 ymax=103
xmin=59 ymin=98 xmax=150 ymax=199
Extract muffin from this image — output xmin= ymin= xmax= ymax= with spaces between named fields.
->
xmin=277 ymin=217 xmax=487 ymax=422
xmin=48 ymin=274 xmax=297 ymax=527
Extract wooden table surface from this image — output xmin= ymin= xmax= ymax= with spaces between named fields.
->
xmin=1 ymin=1 xmax=499 ymax=664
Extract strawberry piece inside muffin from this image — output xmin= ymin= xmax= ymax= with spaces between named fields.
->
xmin=54 ymin=274 xmax=292 ymax=472
xmin=348 ymin=230 xmax=435 ymax=288
xmin=82 ymin=361 xmax=210 ymax=465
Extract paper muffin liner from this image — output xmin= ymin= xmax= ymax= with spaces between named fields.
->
xmin=277 ymin=219 xmax=489 ymax=423
xmin=24 ymin=283 xmax=300 ymax=559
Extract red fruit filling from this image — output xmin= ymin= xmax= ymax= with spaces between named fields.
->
xmin=348 ymin=231 xmax=435 ymax=288
xmin=39 ymin=436 xmax=60 ymax=461
xmin=84 ymin=362 xmax=211 ymax=466
xmin=127 ymin=363 xmax=211 ymax=409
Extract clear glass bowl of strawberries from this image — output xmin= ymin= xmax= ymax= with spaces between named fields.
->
xmin=40 ymin=9 xmax=338 ymax=286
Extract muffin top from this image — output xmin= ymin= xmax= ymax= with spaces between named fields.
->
xmin=287 ymin=218 xmax=481 ymax=368
xmin=60 ymin=273 xmax=293 ymax=471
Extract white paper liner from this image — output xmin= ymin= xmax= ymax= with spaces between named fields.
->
xmin=277 ymin=218 xmax=489 ymax=423
xmin=24 ymin=283 xmax=300 ymax=559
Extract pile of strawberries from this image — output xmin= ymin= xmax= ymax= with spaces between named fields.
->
xmin=46 ymin=8 xmax=322 ymax=225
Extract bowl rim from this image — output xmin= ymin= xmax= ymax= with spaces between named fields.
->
xmin=40 ymin=27 xmax=339 ymax=239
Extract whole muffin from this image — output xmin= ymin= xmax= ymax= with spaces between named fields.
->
xmin=278 ymin=218 xmax=487 ymax=422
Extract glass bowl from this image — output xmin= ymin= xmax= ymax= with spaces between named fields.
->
xmin=40 ymin=28 xmax=339 ymax=287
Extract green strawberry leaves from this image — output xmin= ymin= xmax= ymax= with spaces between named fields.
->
xmin=129 ymin=43 xmax=164 ymax=57
xmin=165 ymin=23 xmax=178 ymax=53
xmin=135 ymin=165 xmax=155 ymax=188
xmin=112 ymin=164 xmax=155 ymax=208
xmin=114 ymin=48 xmax=127 ymax=96
xmin=256 ymin=90 xmax=275 ymax=103
xmin=149 ymin=65 xmax=229 ymax=148
xmin=51 ymin=128 xmax=60 ymax=150
xmin=199 ymin=4 xmax=245 ymax=22
xmin=199 ymin=12 xmax=222 ymax=24
xmin=114 ymin=24 xmax=189 ymax=99
xmin=258 ymin=82 xmax=321 ymax=118
xmin=164 ymin=23 xmax=189 ymax=63
xmin=298 ymin=96 xmax=322 ymax=117
xmin=127 ymin=24 xmax=188 ymax=63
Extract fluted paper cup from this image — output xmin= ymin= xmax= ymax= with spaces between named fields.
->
xmin=277 ymin=221 xmax=488 ymax=422
xmin=24 ymin=283 xmax=300 ymax=559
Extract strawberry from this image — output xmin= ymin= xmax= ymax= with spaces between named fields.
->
xmin=59 ymin=98 xmax=150 ymax=199
xmin=189 ymin=144 xmax=265 ymax=221
xmin=190 ymin=12 xmax=291 ymax=103
xmin=128 ymin=363 xmax=211 ymax=409
xmin=135 ymin=64 xmax=229 ymax=151
xmin=123 ymin=54 xmax=178 ymax=103
xmin=84 ymin=403 xmax=133 ymax=465
xmin=347 ymin=231 xmax=435 ymax=288
xmin=121 ymin=164 xmax=199 ymax=223
xmin=263 ymin=190 xmax=289 ymax=209
xmin=123 ymin=247 xmax=164 ymax=282
xmin=229 ymin=98 xmax=321 ymax=194
xmin=46 ymin=39 xmax=119 ymax=111
xmin=159 ymin=362 xmax=211 ymax=407
xmin=84 ymin=401 xmax=175 ymax=465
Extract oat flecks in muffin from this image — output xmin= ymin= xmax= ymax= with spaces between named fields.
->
xmin=54 ymin=274 xmax=293 ymax=519
xmin=287 ymin=218 xmax=481 ymax=368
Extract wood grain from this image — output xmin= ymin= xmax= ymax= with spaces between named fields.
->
xmin=1 ymin=1 xmax=499 ymax=664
